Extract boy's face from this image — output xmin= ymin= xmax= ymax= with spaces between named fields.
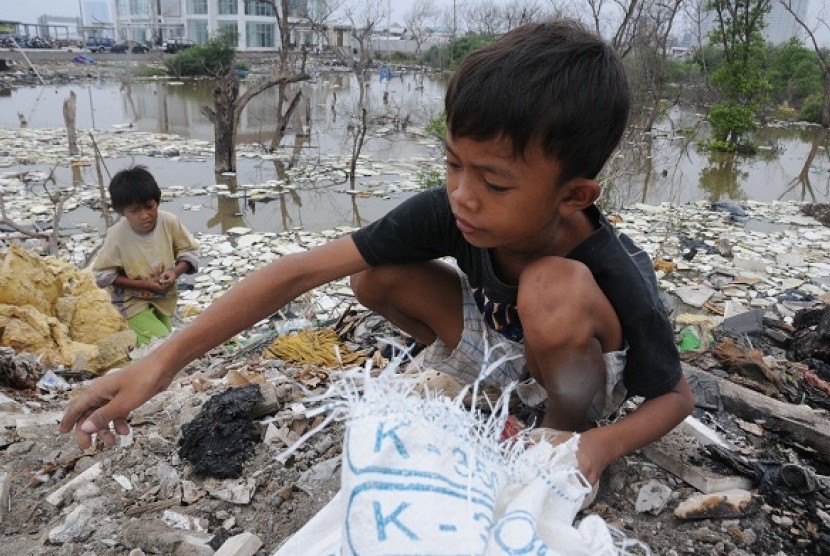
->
xmin=122 ymin=200 xmax=159 ymax=235
xmin=444 ymin=133 xmax=580 ymax=257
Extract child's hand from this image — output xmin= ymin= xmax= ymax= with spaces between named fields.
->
xmin=59 ymin=359 xmax=173 ymax=449
xmin=158 ymin=269 xmax=178 ymax=288
xmin=574 ymin=428 xmax=612 ymax=485
xmin=143 ymin=278 xmax=171 ymax=295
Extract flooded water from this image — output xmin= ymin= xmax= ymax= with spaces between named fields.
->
xmin=2 ymin=73 xmax=828 ymax=235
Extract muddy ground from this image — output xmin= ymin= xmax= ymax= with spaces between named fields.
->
xmin=1 ymin=314 xmax=828 ymax=555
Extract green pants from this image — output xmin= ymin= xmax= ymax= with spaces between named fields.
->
xmin=128 ymin=306 xmax=172 ymax=347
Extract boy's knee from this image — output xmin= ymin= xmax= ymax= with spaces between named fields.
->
xmin=517 ymin=257 xmax=596 ymax=325
xmin=350 ymin=266 xmax=398 ymax=306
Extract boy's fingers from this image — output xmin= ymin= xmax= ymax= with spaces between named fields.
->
xmin=74 ymin=423 xmax=93 ymax=450
xmin=80 ymin=403 xmax=128 ymax=436
xmin=113 ymin=419 xmax=131 ymax=436
xmin=98 ymin=428 xmax=117 ymax=446
xmin=60 ymin=398 xmax=95 ymax=434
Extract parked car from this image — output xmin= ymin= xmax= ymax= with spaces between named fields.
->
xmin=85 ymin=37 xmax=115 ymax=53
xmin=110 ymin=41 xmax=150 ymax=54
xmin=162 ymin=37 xmax=194 ymax=53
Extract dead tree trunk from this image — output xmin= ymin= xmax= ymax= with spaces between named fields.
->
xmin=202 ymin=69 xmax=311 ymax=174
xmin=88 ymin=133 xmax=112 ymax=228
xmin=348 ymin=108 xmax=368 ymax=188
xmin=269 ymin=87 xmax=303 ymax=152
xmin=63 ymin=91 xmax=78 ymax=156
xmin=206 ymin=70 xmax=241 ymax=174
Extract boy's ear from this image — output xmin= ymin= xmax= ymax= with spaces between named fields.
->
xmin=557 ymin=178 xmax=600 ymax=215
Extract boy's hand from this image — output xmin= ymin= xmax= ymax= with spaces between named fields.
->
xmin=543 ymin=430 xmax=608 ymax=486
xmin=574 ymin=428 xmax=612 ymax=485
xmin=158 ymin=269 xmax=178 ymax=288
xmin=143 ymin=278 xmax=172 ymax=295
xmin=59 ymin=360 xmax=172 ymax=449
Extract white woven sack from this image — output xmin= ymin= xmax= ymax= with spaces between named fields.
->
xmin=274 ymin=356 xmax=646 ymax=555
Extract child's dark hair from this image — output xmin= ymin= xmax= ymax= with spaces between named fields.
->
xmin=445 ymin=19 xmax=630 ymax=186
xmin=108 ymin=165 xmax=161 ymax=213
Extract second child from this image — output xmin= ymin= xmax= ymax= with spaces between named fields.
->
xmin=93 ymin=166 xmax=199 ymax=347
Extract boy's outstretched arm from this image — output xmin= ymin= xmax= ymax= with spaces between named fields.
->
xmin=576 ymin=374 xmax=695 ymax=485
xmin=60 ymin=236 xmax=369 ymax=449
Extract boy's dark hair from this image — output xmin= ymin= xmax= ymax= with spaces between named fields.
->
xmin=108 ymin=165 xmax=161 ymax=213
xmin=445 ymin=19 xmax=630 ymax=186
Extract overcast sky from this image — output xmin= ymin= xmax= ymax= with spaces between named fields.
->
xmin=0 ymin=0 xmax=440 ymax=25
xmin=2 ymin=0 xmax=828 ymax=45
xmin=3 ymin=0 xmax=77 ymax=24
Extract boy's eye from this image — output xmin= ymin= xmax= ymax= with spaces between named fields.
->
xmin=444 ymin=157 xmax=460 ymax=170
xmin=485 ymin=181 xmax=508 ymax=193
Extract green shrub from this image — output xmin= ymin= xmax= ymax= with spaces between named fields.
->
xmin=132 ymin=65 xmax=168 ymax=77
xmin=708 ymin=102 xmax=755 ymax=142
xmin=422 ymin=35 xmax=496 ymax=69
xmin=416 ymin=166 xmax=444 ymax=189
xmin=389 ymin=51 xmax=415 ymax=63
xmin=767 ymin=38 xmax=822 ymax=106
xmin=775 ymin=102 xmax=798 ymax=120
xmin=425 ymin=114 xmax=447 ymax=141
xmin=692 ymin=45 xmax=723 ymax=73
xmin=451 ymin=34 xmax=495 ymax=68
xmin=165 ymin=36 xmax=235 ymax=77
xmin=799 ymin=94 xmax=823 ymax=123
xmin=665 ymin=59 xmax=699 ymax=82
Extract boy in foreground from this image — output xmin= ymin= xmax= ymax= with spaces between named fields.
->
xmin=93 ymin=166 xmax=199 ymax=347
xmin=62 ymin=20 xmax=694 ymax=487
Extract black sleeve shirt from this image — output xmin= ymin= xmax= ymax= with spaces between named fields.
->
xmin=352 ymin=188 xmax=681 ymax=399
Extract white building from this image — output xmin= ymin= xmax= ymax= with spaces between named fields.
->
xmin=112 ymin=0 xmax=347 ymax=50
xmin=84 ymin=1 xmax=113 ymax=27
xmin=693 ymin=0 xmax=812 ymax=47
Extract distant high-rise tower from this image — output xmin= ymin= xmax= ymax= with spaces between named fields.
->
xmin=695 ymin=0 xmax=812 ymax=47
xmin=82 ymin=0 xmax=112 ymax=26
xmin=765 ymin=0 xmax=809 ymax=44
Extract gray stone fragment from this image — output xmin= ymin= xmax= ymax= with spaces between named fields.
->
xmin=733 ymin=258 xmax=767 ymax=273
xmin=776 ymin=252 xmax=806 ymax=268
xmin=207 ymin=478 xmax=256 ymax=505
xmin=181 ymin=479 xmax=204 ymax=504
xmin=122 ymin=520 xmax=187 ymax=553
xmin=5 ymin=440 xmax=34 ymax=455
xmin=675 ymin=285 xmax=716 ymax=308
xmin=719 ymin=309 xmax=764 ymax=335
xmin=157 ymin=461 xmax=181 ymax=500
xmin=48 ymin=504 xmax=94 ymax=544
xmin=301 ymin=455 xmax=341 ymax=484
xmin=46 ymin=462 xmax=102 ymax=506
xmin=0 ymin=471 xmax=10 ymax=523
xmin=72 ymin=482 xmax=102 ymax=502
xmin=635 ymin=479 xmax=672 ymax=515
xmin=215 ymin=531 xmax=262 ymax=556
xmin=174 ymin=540 xmax=216 ymax=556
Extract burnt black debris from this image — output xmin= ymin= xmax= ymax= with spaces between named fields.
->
xmin=179 ymin=384 xmax=264 ymax=478
xmin=801 ymin=203 xmax=830 ymax=227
